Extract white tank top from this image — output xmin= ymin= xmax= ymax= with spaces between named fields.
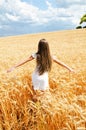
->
xmin=31 ymin=53 xmax=49 ymax=90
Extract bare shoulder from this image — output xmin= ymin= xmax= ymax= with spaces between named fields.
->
xmin=31 ymin=53 xmax=37 ymax=59
xmin=27 ymin=55 xmax=34 ymax=61
xmin=52 ymin=55 xmax=57 ymax=61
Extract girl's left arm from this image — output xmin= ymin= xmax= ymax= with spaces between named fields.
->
xmin=52 ymin=56 xmax=74 ymax=72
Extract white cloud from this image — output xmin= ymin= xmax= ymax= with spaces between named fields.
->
xmin=67 ymin=4 xmax=86 ymax=25
xmin=0 ymin=25 xmax=2 ymax=29
xmin=0 ymin=0 xmax=86 ymax=25
xmin=0 ymin=0 xmax=5 ymax=6
xmin=0 ymin=0 xmax=86 ymax=36
xmin=67 ymin=0 xmax=86 ymax=4
xmin=56 ymin=0 xmax=86 ymax=5
xmin=5 ymin=13 xmax=19 ymax=21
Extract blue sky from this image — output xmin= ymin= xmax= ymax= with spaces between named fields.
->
xmin=0 ymin=0 xmax=86 ymax=37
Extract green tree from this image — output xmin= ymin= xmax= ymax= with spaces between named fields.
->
xmin=76 ymin=26 xmax=82 ymax=29
xmin=80 ymin=14 xmax=86 ymax=24
xmin=76 ymin=14 xmax=86 ymax=29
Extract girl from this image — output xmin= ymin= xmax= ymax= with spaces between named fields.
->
xmin=7 ymin=39 xmax=74 ymax=95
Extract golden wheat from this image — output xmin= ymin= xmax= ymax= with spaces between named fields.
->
xmin=0 ymin=29 xmax=86 ymax=130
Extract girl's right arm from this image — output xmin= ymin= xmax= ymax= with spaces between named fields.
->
xmin=7 ymin=55 xmax=34 ymax=73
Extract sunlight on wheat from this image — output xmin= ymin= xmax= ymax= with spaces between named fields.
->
xmin=0 ymin=29 xmax=86 ymax=130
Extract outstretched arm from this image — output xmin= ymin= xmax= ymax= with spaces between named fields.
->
xmin=7 ymin=55 xmax=34 ymax=73
xmin=52 ymin=56 xmax=74 ymax=72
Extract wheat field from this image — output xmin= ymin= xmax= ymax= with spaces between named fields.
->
xmin=0 ymin=29 xmax=86 ymax=130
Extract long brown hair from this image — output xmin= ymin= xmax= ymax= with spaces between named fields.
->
xmin=36 ymin=39 xmax=52 ymax=75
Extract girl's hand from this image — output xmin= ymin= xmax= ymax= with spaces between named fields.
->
xmin=7 ymin=67 xmax=15 ymax=73
xmin=69 ymin=68 xmax=75 ymax=73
